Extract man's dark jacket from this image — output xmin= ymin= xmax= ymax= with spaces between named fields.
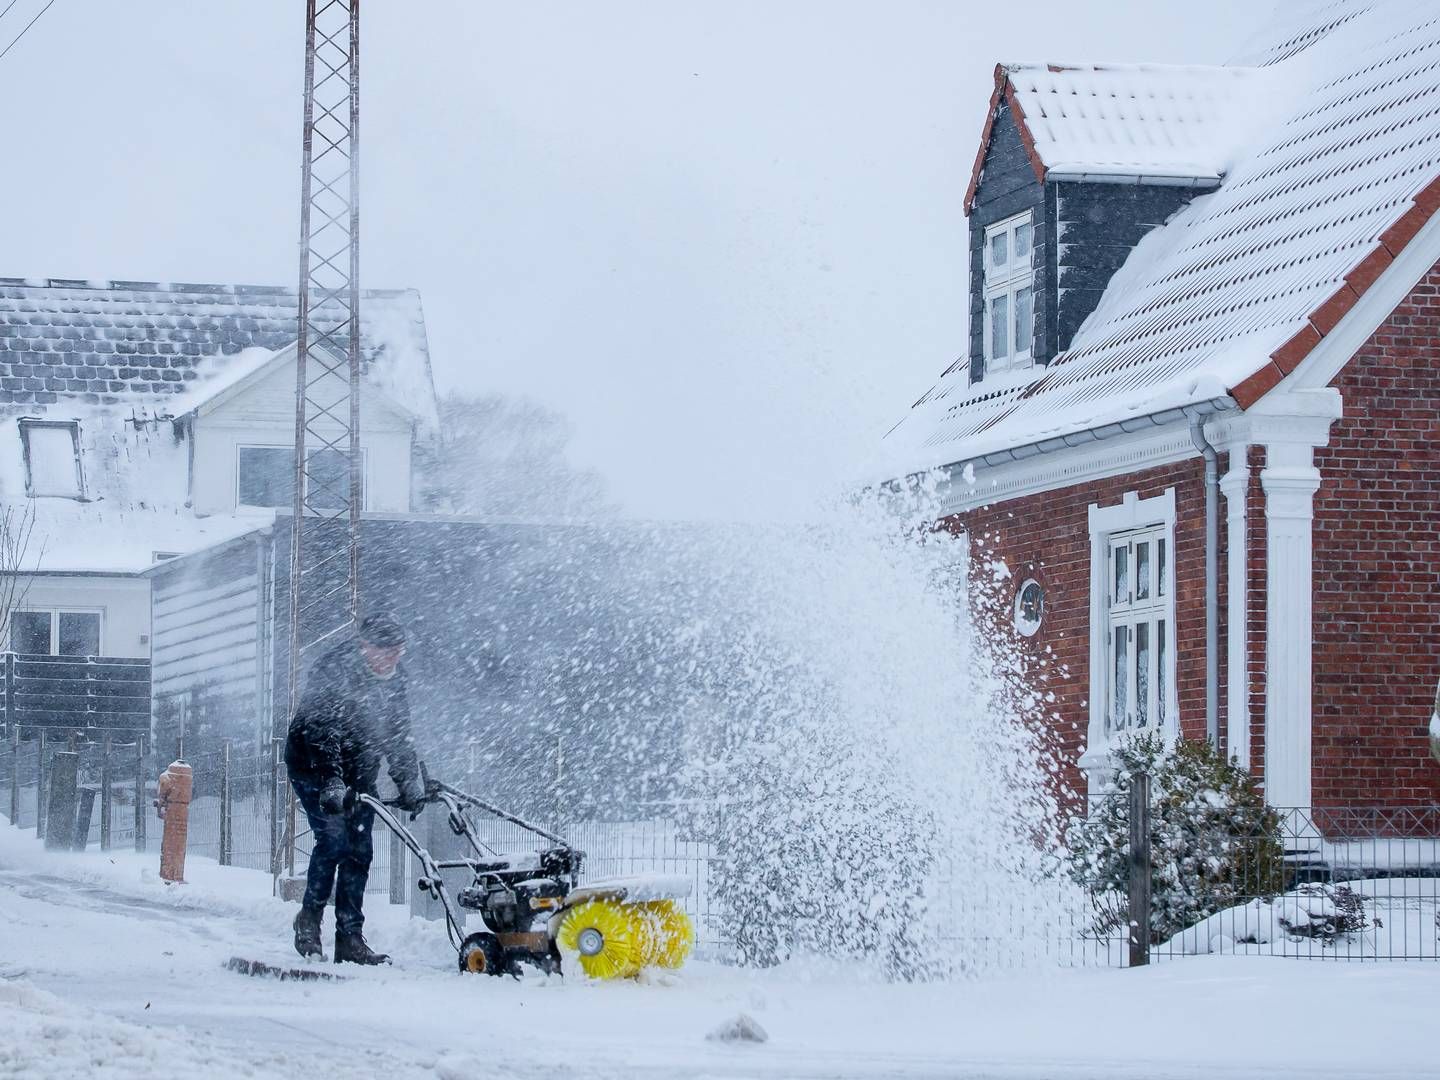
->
xmin=284 ymin=640 xmax=421 ymax=797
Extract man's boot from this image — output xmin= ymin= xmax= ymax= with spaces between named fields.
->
xmin=293 ymin=906 xmax=324 ymax=959
xmin=334 ymin=931 xmax=390 ymax=965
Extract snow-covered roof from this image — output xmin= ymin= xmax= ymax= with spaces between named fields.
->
xmin=19 ymin=503 xmax=273 ymax=576
xmin=0 ymin=278 xmax=436 ymax=422
xmin=994 ymin=63 xmax=1264 ymax=186
xmin=890 ymin=0 xmax=1440 ymax=475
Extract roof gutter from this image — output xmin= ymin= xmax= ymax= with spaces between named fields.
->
xmin=957 ymin=395 xmax=1238 ymax=473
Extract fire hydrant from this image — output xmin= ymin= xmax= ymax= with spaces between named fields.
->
xmin=154 ymin=760 xmax=193 ymax=884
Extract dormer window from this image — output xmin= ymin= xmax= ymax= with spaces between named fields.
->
xmin=19 ymin=419 xmax=84 ymax=499
xmin=982 ymin=212 xmax=1035 ymax=375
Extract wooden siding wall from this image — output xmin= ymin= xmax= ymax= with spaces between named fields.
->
xmin=151 ymin=538 xmax=269 ymax=748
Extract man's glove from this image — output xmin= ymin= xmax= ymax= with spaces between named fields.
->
xmin=394 ymin=773 xmax=427 ymax=814
xmin=319 ymin=778 xmax=348 ymax=815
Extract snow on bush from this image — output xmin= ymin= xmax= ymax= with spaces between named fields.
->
xmin=1164 ymin=882 xmax=1374 ymax=954
xmin=1066 ymin=734 xmax=1282 ymax=943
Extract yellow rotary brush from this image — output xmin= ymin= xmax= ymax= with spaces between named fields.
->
xmin=555 ymin=899 xmax=651 ymax=980
xmin=641 ymin=900 xmax=696 ymax=969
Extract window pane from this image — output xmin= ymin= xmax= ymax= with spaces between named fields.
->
xmin=239 ymin=447 xmax=294 ymax=509
xmin=1135 ymin=541 xmax=1151 ymax=600
xmin=990 ymin=230 xmax=1009 ymax=270
xmin=1014 ymin=220 xmax=1032 ymax=260
xmin=10 ymin=611 xmax=51 ymax=655
xmin=1136 ymin=622 xmax=1150 ymax=727
xmin=25 ymin=424 xmax=80 ymax=497
xmin=1014 ymin=286 xmax=1033 ymax=357
xmin=58 ymin=612 xmax=100 ymax=656
xmin=1157 ymin=538 xmax=1167 ymax=597
xmin=1158 ymin=619 xmax=1168 ymax=724
xmin=1113 ymin=626 xmax=1129 ymax=730
xmin=1113 ymin=545 xmax=1129 ymax=605
xmin=989 ymin=294 xmax=1009 ymax=361
xmin=306 ymin=449 xmax=363 ymax=512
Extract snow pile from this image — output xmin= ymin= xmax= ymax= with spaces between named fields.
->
xmin=1164 ymin=882 xmax=1376 ymax=956
xmin=0 ymin=982 xmax=423 ymax=1080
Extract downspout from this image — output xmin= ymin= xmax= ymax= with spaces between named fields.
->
xmin=1190 ymin=416 xmax=1220 ymax=747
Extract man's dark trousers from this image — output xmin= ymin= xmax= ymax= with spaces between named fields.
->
xmin=292 ymin=778 xmax=375 ymax=935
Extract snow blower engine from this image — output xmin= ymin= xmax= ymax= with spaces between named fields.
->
xmin=359 ymin=780 xmax=694 ymax=979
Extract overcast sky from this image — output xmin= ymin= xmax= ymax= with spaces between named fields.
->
xmin=0 ymin=1 xmax=1269 ymax=520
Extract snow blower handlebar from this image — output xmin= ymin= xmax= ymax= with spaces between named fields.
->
xmin=356 ymin=791 xmax=469 ymax=951
xmin=429 ymin=780 xmax=570 ymax=848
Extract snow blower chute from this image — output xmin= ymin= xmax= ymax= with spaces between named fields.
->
xmin=359 ymin=780 xmax=695 ymax=979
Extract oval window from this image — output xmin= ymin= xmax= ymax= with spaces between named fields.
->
xmin=1014 ymin=579 xmax=1044 ymax=637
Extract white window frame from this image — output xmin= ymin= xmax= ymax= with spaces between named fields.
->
xmin=235 ymin=444 xmax=368 ymax=512
xmin=1081 ymin=489 xmax=1177 ymax=787
xmin=18 ymin=418 xmax=85 ymax=499
xmin=8 ymin=607 xmax=105 ymax=656
xmin=981 ymin=211 xmax=1036 ymax=376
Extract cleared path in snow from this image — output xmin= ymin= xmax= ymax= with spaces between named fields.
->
xmin=1 ymin=828 xmax=1437 ymax=1080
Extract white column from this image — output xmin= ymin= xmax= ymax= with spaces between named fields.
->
xmin=1250 ymin=389 xmax=1342 ymax=811
xmin=1260 ymin=445 xmax=1321 ymax=809
xmin=1219 ymin=455 xmax=1250 ymax=770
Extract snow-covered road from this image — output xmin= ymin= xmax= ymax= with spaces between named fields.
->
xmin=2 ymin=826 xmax=1436 ymax=1080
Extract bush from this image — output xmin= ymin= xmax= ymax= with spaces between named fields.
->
xmin=1276 ymin=882 xmax=1371 ymax=942
xmin=1066 ymin=734 xmax=1284 ymax=943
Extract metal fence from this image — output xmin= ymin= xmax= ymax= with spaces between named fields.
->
xmin=1 ymin=725 xmax=149 ymax=850
xmin=4 ymin=734 xmax=1438 ymax=966
xmin=1069 ymin=785 xmax=1440 ymax=965
xmin=1142 ymin=804 xmax=1440 ymax=963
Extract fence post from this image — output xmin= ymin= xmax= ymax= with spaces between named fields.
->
xmin=1127 ymin=770 xmax=1152 ymax=968
xmin=219 ymin=739 xmax=233 ymax=866
xmin=100 ymin=735 xmax=112 ymax=850
xmin=35 ymin=730 xmax=46 ymax=840
xmin=44 ymin=750 xmax=80 ymax=851
xmin=134 ymin=736 xmax=146 ymax=853
xmin=8 ymin=724 xmax=18 ymax=827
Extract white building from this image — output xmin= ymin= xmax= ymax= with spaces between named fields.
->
xmin=0 ymin=278 xmax=436 ymax=663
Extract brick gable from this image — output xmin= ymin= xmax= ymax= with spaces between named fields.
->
xmin=1311 ymin=258 xmax=1440 ymax=808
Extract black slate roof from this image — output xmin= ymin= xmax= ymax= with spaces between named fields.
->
xmin=0 ymin=278 xmax=429 ymax=407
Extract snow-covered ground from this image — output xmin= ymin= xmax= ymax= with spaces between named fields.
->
xmin=2 ymin=824 xmax=1437 ymax=1080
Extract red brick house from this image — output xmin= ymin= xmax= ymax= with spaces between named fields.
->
xmin=882 ymin=1 xmax=1440 ymax=809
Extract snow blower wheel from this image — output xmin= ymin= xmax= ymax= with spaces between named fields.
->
xmin=555 ymin=900 xmax=649 ymax=980
xmin=458 ymin=931 xmax=506 ymax=976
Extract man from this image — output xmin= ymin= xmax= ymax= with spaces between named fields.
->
xmin=285 ymin=614 xmax=426 ymax=964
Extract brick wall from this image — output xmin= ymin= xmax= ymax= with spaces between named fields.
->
xmin=945 ymin=458 xmax=1211 ymax=800
xmin=1312 ymin=259 xmax=1440 ymax=808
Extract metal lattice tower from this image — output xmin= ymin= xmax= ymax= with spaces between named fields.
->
xmin=288 ymin=0 xmax=362 ymax=715
xmin=277 ymin=0 xmax=362 ymax=883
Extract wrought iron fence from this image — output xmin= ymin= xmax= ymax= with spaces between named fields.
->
xmin=1143 ymin=804 xmax=1440 ymax=962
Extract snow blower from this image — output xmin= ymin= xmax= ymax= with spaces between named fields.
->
xmin=359 ymin=780 xmax=695 ymax=979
